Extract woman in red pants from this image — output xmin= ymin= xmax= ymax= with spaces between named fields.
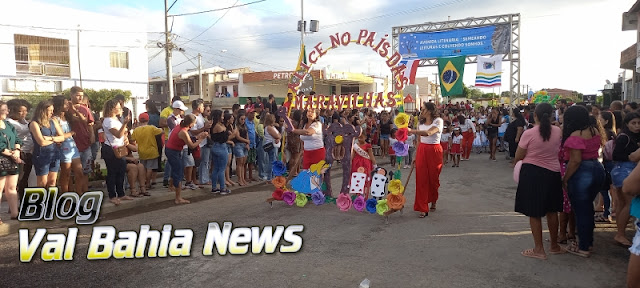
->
xmin=409 ymin=102 xmax=444 ymax=218
xmin=457 ymin=115 xmax=476 ymax=160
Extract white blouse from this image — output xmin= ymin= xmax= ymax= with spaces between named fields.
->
xmin=419 ymin=117 xmax=443 ymax=144
xmin=300 ymin=121 xmax=323 ymax=150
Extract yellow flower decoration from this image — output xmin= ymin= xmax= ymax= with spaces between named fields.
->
xmin=394 ymin=113 xmax=410 ymax=129
xmin=335 ymin=135 xmax=343 ymax=144
xmin=388 ymin=179 xmax=404 ymax=195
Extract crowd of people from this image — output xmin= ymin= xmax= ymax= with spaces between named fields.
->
xmin=0 ymin=87 xmax=637 ymax=285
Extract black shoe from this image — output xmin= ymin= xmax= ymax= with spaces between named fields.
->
xmin=163 ymin=179 xmax=169 ymax=188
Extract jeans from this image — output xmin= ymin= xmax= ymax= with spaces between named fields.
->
xmin=256 ymin=137 xmax=268 ymax=180
xmin=567 ymin=159 xmax=606 ymax=251
xmin=17 ymin=152 xmax=33 ymax=200
xmin=165 ymin=148 xmax=183 ymax=188
xmin=199 ymin=145 xmax=211 ymax=184
xmin=600 ymin=160 xmax=614 ymax=218
xmin=163 ymin=146 xmax=172 ymax=182
xmin=611 ymin=161 xmax=637 ymax=188
xmin=211 ymin=142 xmax=228 ymax=190
xmin=102 ymin=144 xmax=126 ymax=198
xmin=264 ymin=146 xmax=276 ymax=180
xmin=405 ymin=147 xmax=415 ymax=165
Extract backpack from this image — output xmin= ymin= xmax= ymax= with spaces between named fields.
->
xmin=603 ymin=133 xmax=627 ymax=161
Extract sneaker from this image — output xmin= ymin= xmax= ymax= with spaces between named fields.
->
xmin=163 ymin=180 xmax=169 ymax=188
xmin=403 ymin=165 xmax=410 ymax=169
xmin=186 ymin=182 xmax=198 ymax=190
xmin=211 ymin=189 xmax=220 ymax=194
xmin=220 ymin=189 xmax=231 ymax=195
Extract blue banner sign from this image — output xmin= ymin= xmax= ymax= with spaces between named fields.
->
xmin=399 ymin=24 xmax=510 ymax=59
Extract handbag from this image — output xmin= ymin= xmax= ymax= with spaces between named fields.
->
xmin=105 ymin=130 xmax=128 ymax=159
xmin=263 ymin=142 xmax=274 ymax=152
xmin=0 ymin=155 xmax=17 ymax=172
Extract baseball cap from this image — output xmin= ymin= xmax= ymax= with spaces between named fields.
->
xmin=139 ymin=112 xmax=149 ymax=122
xmin=172 ymin=100 xmax=188 ymax=111
xmin=246 ymin=105 xmax=255 ymax=113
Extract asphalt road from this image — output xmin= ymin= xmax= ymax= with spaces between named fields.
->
xmin=0 ymin=152 xmax=633 ymax=288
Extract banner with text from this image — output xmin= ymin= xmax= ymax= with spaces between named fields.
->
xmin=399 ymin=24 xmax=510 ymax=59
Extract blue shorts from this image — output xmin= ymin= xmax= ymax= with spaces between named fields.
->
xmin=33 ymin=152 xmax=60 ymax=176
xmin=611 ymin=161 xmax=637 ymax=188
xmin=61 ymin=141 xmax=80 ymax=163
xmin=227 ymin=144 xmax=233 ymax=154
xmin=79 ymin=148 xmax=93 ymax=175
xmin=380 ymin=134 xmax=390 ymax=140
xmin=166 ymin=148 xmax=183 ymax=188
xmin=233 ymin=143 xmax=247 ymax=158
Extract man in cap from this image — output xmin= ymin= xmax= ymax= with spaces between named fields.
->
xmin=131 ymin=112 xmax=163 ymax=193
xmin=163 ymin=99 xmax=188 ymax=187
xmin=161 ymin=96 xmax=182 ymax=187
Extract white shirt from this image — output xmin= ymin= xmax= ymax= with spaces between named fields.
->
xmin=102 ymin=117 xmax=125 ymax=147
xmin=452 ymin=134 xmax=463 ymax=144
xmin=406 ymin=134 xmax=416 ymax=147
xmin=459 ymin=119 xmax=476 ymax=133
xmin=300 ymin=121 xmax=323 ymax=150
xmin=419 ymin=117 xmax=443 ymax=144
xmin=191 ymin=113 xmax=206 ymax=148
xmin=440 ymin=132 xmax=451 ymax=142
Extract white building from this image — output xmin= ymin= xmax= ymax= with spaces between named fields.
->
xmin=0 ymin=1 xmax=149 ymax=115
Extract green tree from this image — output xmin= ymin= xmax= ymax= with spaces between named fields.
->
xmin=482 ymin=92 xmax=498 ymax=99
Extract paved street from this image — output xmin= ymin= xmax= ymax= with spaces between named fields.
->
xmin=0 ymin=153 xmax=633 ymax=287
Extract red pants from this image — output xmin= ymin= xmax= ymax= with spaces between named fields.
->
xmin=414 ymin=143 xmax=443 ymax=212
xmin=462 ymin=131 xmax=474 ymax=159
xmin=302 ymin=147 xmax=326 ymax=169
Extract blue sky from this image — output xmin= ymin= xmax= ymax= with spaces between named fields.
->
xmin=8 ymin=0 xmax=639 ymax=94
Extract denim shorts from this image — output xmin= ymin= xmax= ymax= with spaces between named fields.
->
xmin=227 ymin=144 xmax=233 ymax=154
xmin=233 ymin=142 xmax=247 ymax=158
xmin=79 ymin=148 xmax=93 ymax=174
xmin=611 ymin=161 xmax=637 ymax=188
xmin=380 ymin=134 xmax=390 ymax=140
xmin=33 ymin=153 xmax=60 ymax=176
xmin=182 ymin=149 xmax=195 ymax=167
xmin=61 ymin=141 xmax=80 ymax=163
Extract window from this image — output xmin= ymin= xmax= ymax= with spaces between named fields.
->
xmin=14 ymin=34 xmax=70 ymax=77
xmin=109 ymin=51 xmax=129 ymax=69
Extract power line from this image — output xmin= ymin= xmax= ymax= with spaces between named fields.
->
xmin=150 ymin=55 xmax=196 ymax=75
xmin=0 ymin=23 xmax=163 ymax=34
xmin=167 ymin=0 xmax=178 ymax=12
xmin=169 ymin=0 xmax=266 ymax=17
xmin=181 ymin=0 xmax=240 ymax=45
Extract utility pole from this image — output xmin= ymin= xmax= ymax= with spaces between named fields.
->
xmin=300 ymin=0 xmax=304 ymax=47
xmin=198 ymin=53 xmax=203 ymax=99
xmin=432 ymin=72 xmax=440 ymax=103
xmin=164 ymin=0 xmax=174 ymax=105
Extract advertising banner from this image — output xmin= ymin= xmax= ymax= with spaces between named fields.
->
xmin=399 ymin=24 xmax=510 ymax=59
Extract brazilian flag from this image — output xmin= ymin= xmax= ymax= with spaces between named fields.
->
xmin=438 ymin=56 xmax=465 ymax=97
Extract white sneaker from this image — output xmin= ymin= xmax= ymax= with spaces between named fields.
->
xmin=403 ymin=165 xmax=410 ymax=169
xmin=186 ymin=182 xmax=198 ymax=190
xmin=220 ymin=189 xmax=231 ymax=195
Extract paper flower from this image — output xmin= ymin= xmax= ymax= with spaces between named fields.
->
xmin=395 ymin=128 xmax=408 ymax=142
xmin=295 ymin=192 xmax=308 ymax=207
xmin=352 ymin=195 xmax=365 ymax=212
xmin=366 ymin=198 xmax=378 ymax=214
xmin=392 ymin=141 xmax=409 ymax=156
xmin=336 ymin=193 xmax=352 ymax=212
xmin=282 ymin=191 xmax=296 ymax=206
xmin=272 ymin=161 xmax=287 ymax=176
xmin=335 ymin=135 xmax=343 ymax=144
xmin=376 ymin=199 xmax=389 ymax=215
xmin=394 ymin=112 xmax=410 ymax=128
xmin=388 ymin=179 xmax=404 ymax=195
xmin=311 ymin=191 xmax=325 ymax=205
xmin=387 ymin=193 xmax=406 ymax=210
xmin=272 ymin=188 xmax=284 ymax=201
xmin=272 ymin=176 xmax=286 ymax=189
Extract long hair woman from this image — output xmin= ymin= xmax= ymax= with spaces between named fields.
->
xmin=263 ymin=113 xmax=281 ymax=180
xmin=101 ymin=99 xmax=133 ymax=205
xmin=597 ymin=111 xmax=617 ymax=222
xmin=29 ymin=100 xmax=64 ymax=188
xmin=165 ymin=114 xmax=207 ymax=204
xmin=486 ymin=108 xmax=500 ymax=161
xmin=408 ymin=102 xmax=443 ymax=218
xmin=291 ymin=108 xmax=325 ymax=169
xmin=233 ymin=111 xmax=250 ymax=186
xmin=52 ymin=95 xmax=85 ymax=194
xmin=611 ymin=112 xmax=640 ymax=247
xmin=223 ymin=113 xmax=237 ymax=187
xmin=210 ymin=109 xmax=232 ymax=195
xmin=513 ymin=103 xmax=564 ymax=260
xmin=287 ymin=109 xmax=303 ymax=179
xmin=0 ymin=101 xmax=23 ymax=224
xmin=561 ymin=105 xmax=606 ymax=257
xmin=7 ymin=99 xmax=32 ymax=201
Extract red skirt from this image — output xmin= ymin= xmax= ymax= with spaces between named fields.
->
xmin=302 ymin=147 xmax=326 ymax=169
xmin=450 ymin=143 xmax=462 ymax=155
xmin=440 ymin=141 xmax=449 ymax=152
xmin=414 ymin=143 xmax=443 ymax=212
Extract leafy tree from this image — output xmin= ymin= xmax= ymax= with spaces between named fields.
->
xmin=482 ymin=92 xmax=499 ymax=99
xmin=19 ymin=89 xmax=131 ymax=116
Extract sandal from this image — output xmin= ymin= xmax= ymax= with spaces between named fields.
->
xmin=520 ymin=248 xmax=547 ymax=260
xmin=419 ymin=212 xmax=428 ymax=218
xmin=565 ymin=240 xmax=590 ymax=258
xmin=594 ymin=214 xmax=609 ymax=223
xmin=110 ymin=198 xmax=121 ymax=206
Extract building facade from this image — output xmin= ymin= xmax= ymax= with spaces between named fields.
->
xmin=622 ymin=1 xmax=640 ymax=101
xmin=0 ymin=1 xmax=148 ymax=115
